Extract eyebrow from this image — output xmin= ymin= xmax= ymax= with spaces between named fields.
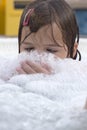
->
xmin=45 ymin=43 xmax=63 ymax=47
xmin=22 ymin=41 xmax=63 ymax=47
xmin=22 ymin=42 xmax=33 ymax=45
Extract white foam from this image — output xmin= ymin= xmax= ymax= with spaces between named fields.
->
xmin=0 ymin=51 xmax=87 ymax=130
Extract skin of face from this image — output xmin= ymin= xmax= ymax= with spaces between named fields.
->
xmin=20 ymin=23 xmax=68 ymax=58
xmin=17 ymin=23 xmax=78 ymax=74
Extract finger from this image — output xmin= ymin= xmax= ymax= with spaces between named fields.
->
xmin=21 ymin=61 xmax=36 ymax=74
xmin=16 ymin=67 xmax=26 ymax=74
xmin=26 ymin=60 xmax=51 ymax=74
xmin=41 ymin=63 xmax=52 ymax=72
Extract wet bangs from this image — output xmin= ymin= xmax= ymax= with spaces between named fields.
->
xmin=23 ymin=2 xmax=51 ymax=32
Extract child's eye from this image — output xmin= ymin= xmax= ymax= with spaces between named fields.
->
xmin=25 ymin=47 xmax=34 ymax=52
xmin=46 ymin=49 xmax=58 ymax=53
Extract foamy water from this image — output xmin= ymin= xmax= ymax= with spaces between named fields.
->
xmin=0 ymin=49 xmax=87 ymax=130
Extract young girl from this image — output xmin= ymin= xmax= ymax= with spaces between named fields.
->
xmin=17 ymin=0 xmax=81 ymax=74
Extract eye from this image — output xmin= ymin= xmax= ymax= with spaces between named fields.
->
xmin=25 ymin=47 xmax=34 ymax=52
xmin=46 ymin=48 xmax=58 ymax=53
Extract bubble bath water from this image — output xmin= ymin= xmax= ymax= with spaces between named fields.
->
xmin=0 ymin=51 xmax=87 ymax=130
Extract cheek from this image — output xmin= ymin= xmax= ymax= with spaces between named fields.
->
xmin=55 ymin=52 xmax=67 ymax=58
xmin=55 ymin=47 xmax=68 ymax=59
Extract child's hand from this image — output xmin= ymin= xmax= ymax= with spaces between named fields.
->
xmin=16 ymin=60 xmax=52 ymax=74
xmin=84 ymin=99 xmax=87 ymax=109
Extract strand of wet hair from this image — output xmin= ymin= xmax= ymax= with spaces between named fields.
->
xmin=21 ymin=32 xmax=32 ymax=44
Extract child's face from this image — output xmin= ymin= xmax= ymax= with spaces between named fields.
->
xmin=20 ymin=23 xmax=68 ymax=58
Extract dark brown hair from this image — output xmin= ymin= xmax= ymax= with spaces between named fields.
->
xmin=18 ymin=0 xmax=81 ymax=60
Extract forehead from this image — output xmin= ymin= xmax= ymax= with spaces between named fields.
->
xmin=21 ymin=23 xmax=63 ymax=44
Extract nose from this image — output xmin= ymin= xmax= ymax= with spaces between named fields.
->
xmin=36 ymin=49 xmax=44 ymax=54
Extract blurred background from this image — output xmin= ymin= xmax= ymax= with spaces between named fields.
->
xmin=0 ymin=0 xmax=87 ymax=56
xmin=66 ymin=0 xmax=87 ymax=36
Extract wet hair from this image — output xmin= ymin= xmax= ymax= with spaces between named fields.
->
xmin=18 ymin=0 xmax=81 ymax=60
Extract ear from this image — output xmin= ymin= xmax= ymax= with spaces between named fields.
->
xmin=73 ymin=42 xmax=78 ymax=58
